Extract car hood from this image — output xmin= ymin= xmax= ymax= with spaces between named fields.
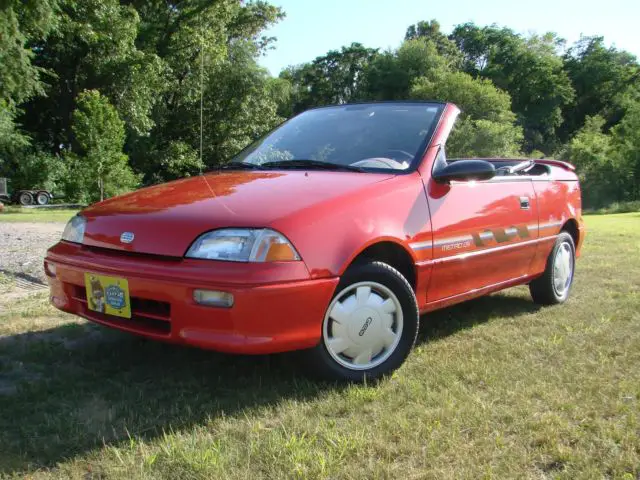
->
xmin=80 ymin=170 xmax=394 ymax=257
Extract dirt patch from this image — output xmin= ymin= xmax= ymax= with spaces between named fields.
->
xmin=0 ymin=221 xmax=64 ymax=284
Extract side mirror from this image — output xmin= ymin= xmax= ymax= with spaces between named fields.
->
xmin=432 ymin=160 xmax=496 ymax=183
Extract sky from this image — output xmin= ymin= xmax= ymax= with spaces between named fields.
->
xmin=258 ymin=0 xmax=640 ymax=75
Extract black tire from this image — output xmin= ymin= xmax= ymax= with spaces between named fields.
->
xmin=18 ymin=192 xmax=33 ymax=206
xmin=529 ymin=232 xmax=576 ymax=305
xmin=36 ymin=192 xmax=50 ymax=205
xmin=303 ymin=261 xmax=419 ymax=382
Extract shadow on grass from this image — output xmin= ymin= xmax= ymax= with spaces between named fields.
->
xmin=0 ymin=268 xmax=46 ymax=286
xmin=418 ymin=291 xmax=541 ymax=344
xmin=0 ymin=292 xmax=539 ymax=474
xmin=0 ymin=325 xmax=327 ymax=474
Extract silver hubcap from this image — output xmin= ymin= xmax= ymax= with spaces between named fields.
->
xmin=323 ymin=281 xmax=403 ymax=371
xmin=553 ymin=242 xmax=573 ymax=296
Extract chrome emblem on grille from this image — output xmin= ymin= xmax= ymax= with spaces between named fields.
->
xmin=120 ymin=232 xmax=135 ymax=244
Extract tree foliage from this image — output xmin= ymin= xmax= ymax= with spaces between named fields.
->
xmin=450 ymin=24 xmax=575 ymax=152
xmin=2 ymin=0 xmax=284 ymax=200
xmin=1 ymin=6 xmax=639 ymax=210
xmin=70 ymin=90 xmax=138 ymax=202
xmin=411 ymin=71 xmax=523 ymax=157
xmin=0 ymin=0 xmax=57 ymax=106
xmin=363 ymin=39 xmax=449 ymax=101
xmin=558 ymin=116 xmax=617 ymax=207
xmin=280 ymin=43 xmax=378 ymax=114
xmin=562 ymin=36 xmax=640 ymax=139
xmin=609 ymin=102 xmax=640 ymax=200
xmin=0 ymin=0 xmax=58 ymax=154
xmin=405 ymin=20 xmax=461 ymax=66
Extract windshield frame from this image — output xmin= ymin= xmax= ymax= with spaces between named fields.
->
xmin=225 ymin=101 xmax=447 ymax=174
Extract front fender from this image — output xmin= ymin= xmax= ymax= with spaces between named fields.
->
xmin=273 ymin=173 xmax=430 ymax=279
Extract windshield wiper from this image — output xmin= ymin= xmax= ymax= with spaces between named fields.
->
xmin=261 ymin=159 xmax=365 ymax=172
xmin=219 ymin=162 xmax=267 ymax=171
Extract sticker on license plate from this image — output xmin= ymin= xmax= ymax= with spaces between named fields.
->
xmin=85 ymin=273 xmax=131 ymax=318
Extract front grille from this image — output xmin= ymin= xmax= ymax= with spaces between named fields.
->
xmin=80 ymin=245 xmax=183 ymax=262
xmin=71 ymin=285 xmax=171 ymax=335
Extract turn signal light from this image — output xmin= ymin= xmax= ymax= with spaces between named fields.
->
xmin=265 ymin=242 xmax=299 ymax=261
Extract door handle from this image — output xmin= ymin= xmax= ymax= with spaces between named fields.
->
xmin=519 ymin=196 xmax=530 ymax=210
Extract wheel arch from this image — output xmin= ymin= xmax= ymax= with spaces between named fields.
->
xmin=561 ymin=218 xmax=579 ymax=247
xmin=341 ymin=240 xmax=417 ymax=291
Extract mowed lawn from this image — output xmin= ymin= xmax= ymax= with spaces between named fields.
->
xmin=0 ymin=207 xmax=78 ymax=223
xmin=0 ymin=214 xmax=638 ymax=479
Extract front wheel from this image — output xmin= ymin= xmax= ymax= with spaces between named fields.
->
xmin=529 ymin=232 xmax=576 ymax=305
xmin=303 ymin=261 xmax=419 ymax=382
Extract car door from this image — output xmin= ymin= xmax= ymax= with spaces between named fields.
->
xmin=423 ymin=155 xmax=539 ymax=304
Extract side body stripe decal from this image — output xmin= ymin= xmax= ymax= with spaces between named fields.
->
xmin=410 ymin=220 xmax=564 ymax=253
xmin=415 ymin=234 xmax=557 ymax=266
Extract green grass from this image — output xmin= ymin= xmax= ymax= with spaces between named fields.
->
xmin=0 ymin=206 xmax=78 ymax=223
xmin=0 ymin=213 xmax=639 ymax=479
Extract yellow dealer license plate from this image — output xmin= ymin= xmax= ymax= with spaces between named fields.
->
xmin=85 ymin=273 xmax=131 ymax=319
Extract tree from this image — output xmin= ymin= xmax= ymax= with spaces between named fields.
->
xmin=0 ymin=0 xmax=57 ymax=106
xmin=0 ymin=101 xmax=29 ymax=153
xmin=71 ymin=90 xmax=138 ymax=202
xmin=610 ymin=101 xmax=640 ymax=200
xmin=562 ymin=36 xmax=640 ymax=140
xmin=4 ymin=1 xmax=639 ymax=210
xmin=450 ymin=24 xmax=575 ymax=153
xmin=0 ymin=0 xmax=58 ymax=155
xmin=405 ymin=19 xmax=461 ymax=66
xmin=363 ymin=39 xmax=448 ymax=100
xmin=411 ymin=71 xmax=523 ymax=157
xmin=558 ymin=116 xmax=619 ymax=207
xmin=13 ymin=0 xmax=285 ymax=189
xmin=19 ymin=0 xmax=162 ymax=154
xmin=280 ymin=43 xmax=378 ymax=114
xmin=122 ymin=0 xmax=284 ymax=179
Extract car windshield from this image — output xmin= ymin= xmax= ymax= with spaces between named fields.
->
xmin=230 ymin=103 xmax=443 ymax=172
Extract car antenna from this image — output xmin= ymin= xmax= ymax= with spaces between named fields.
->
xmin=199 ymin=13 xmax=204 ymax=176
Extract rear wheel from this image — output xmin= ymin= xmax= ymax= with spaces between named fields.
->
xmin=36 ymin=192 xmax=50 ymax=205
xmin=18 ymin=192 xmax=33 ymax=206
xmin=304 ymin=261 xmax=419 ymax=382
xmin=529 ymin=232 xmax=575 ymax=305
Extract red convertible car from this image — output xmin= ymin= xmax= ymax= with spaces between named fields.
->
xmin=45 ymin=102 xmax=585 ymax=381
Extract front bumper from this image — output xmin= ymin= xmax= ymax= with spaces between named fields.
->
xmin=45 ymin=241 xmax=338 ymax=354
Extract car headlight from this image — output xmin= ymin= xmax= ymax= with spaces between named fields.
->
xmin=61 ymin=215 xmax=86 ymax=243
xmin=185 ymin=228 xmax=301 ymax=262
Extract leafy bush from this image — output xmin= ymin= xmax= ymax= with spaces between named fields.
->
xmin=587 ymin=201 xmax=640 ymax=215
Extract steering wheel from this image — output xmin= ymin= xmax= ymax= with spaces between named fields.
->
xmin=495 ymin=165 xmax=512 ymax=176
xmin=384 ymin=149 xmax=415 ymax=161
